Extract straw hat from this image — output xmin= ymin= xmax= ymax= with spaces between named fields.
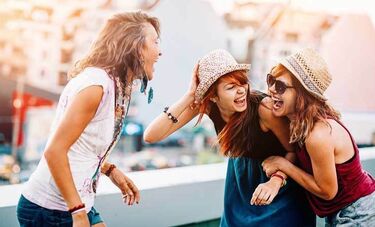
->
xmin=195 ymin=49 xmax=251 ymax=101
xmin=280 ymin=48 xmax=332 ymax=101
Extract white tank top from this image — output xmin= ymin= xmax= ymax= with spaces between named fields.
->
xmin=22 ymin=67 xmax=115 ymax=212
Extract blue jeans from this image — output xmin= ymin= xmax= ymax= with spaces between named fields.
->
xmin=17 ymin=195 xmax=103 ymax=227
xmin=325 ymin=191 xmax=375 ymax=226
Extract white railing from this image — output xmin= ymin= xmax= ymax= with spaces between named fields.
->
xmin=0 ymin=163 xmax=226 ymax=227
xmin=1 ymin=147 xmax=375 ymax=227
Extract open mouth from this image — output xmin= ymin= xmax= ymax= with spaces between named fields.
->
xmin=234 ymin=96 xmax=246 ymax=106
xmin=271 ymin=97 xmax=283 ymax=110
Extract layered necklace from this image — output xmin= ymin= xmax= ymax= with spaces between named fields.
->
xmin=90 ymin=74 xmax=131 ymax=193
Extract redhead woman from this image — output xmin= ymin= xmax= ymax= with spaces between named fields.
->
xmin=17 ymin=11 xmax=162 ymax=227
xmin=262 ymin=48 xmax=375 ymax=226
xmin=144 ymin=49 xmax=315 ymax=226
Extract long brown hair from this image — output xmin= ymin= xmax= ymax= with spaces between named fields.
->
xmin=68 ymin=11 xmax=160 ymax=95
xmin=197 ymin=70 xmax=260 ymax=157
xmin=272 ymin=64 xmax=341 ymax=146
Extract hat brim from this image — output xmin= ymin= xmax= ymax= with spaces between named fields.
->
xmin=195 ymin=64 xmax=250 ymax=101
xmin=280 ymin=59 xmax=327 ymax=101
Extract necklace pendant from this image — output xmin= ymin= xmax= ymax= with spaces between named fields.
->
xmin=115 ymin=106 xmax=123 ymax=118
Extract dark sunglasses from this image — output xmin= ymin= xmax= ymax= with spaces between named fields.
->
xmin=266 ymin=73 xmax=294 ymax=95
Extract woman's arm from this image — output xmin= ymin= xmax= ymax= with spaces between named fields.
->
xmin=144 ymin=94 xmax=199 ymax=143
xmin=263 ymin=122 xmax=338 ymax=200
xmin=251 ymin=98 xmax=292 ymax=205
xmin=44 ymin=85 xmax=103 ymax=224
xmin=258 ymin=97 xmax=294 ymax=178
xmin=144 ymin=65 xmax=200 ymax=143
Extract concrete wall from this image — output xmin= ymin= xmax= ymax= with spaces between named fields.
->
xmin=1 ymin=148 xmax=375 ymax=226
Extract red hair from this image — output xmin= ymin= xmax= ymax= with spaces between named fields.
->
xmin=197 ymin=70 xmax=260 ymax=157
xmin=196 ymin=70 xmax=248 ymax=124
xmin=271 ymin=64 xmax=341 ymax=146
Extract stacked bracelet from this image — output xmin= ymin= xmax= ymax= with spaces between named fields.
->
xmin=163 ymin=107 xmax=178 ymax=123
xmin=271 ymin=173 xmax=287 ymax=187
xmin=68 ymin=203 xmax=85 ymax=214
xmin=105 ymin=164 xmax=116 ymax=177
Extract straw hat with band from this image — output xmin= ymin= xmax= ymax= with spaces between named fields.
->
xmin=195 ymin=49 xmax=251 ymax=101
xmin=279 ymin=48 xmax=332 ymax=101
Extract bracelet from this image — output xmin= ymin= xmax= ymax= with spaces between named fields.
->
xmin=163 ymin=107 xmax=178 ymax=123
xmin=105 ymin=164 xmax=116 ymax=177
xmin=71 ymin=207 xmax=86 ymax=215
xmin=68 ymin=203 xmax=85 ymax=214
xmin=271 ymin=173 xmax=287 ymax=187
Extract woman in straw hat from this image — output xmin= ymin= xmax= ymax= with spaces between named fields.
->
xmin=262 ymin=48 xmax=375 ymax=226
xmin=144 ymin=49 xmax=315 ymax=226
xmin=17 ymin=11 xmax=162 ymax=227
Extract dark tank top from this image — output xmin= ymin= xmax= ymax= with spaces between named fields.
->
xmin=296 ymin=119 xmax=375 ymax=217
xmin=209 ymin=92 xmax=315 ymax=227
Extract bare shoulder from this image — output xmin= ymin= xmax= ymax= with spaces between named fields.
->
xmin=258 ymin=96 xmax=292 ymax=150
xmin=258 ymin=96 xmax=273 ymax=121
xmin=305 ymin=120 xmax=334 ymax=154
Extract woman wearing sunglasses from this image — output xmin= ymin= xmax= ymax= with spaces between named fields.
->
xmin=262 ymin=48 xmax=375 ymax=226
xmin=144 ymin=49 xmax=315 ymax=226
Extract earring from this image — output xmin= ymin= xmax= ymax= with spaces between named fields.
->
xmin=140 ymin=74 xmax=153 ymax=104
xmin=140 ymin=75 xmax=148 ymax=93
xmin=148 ymin=87 xmax=153 ymax=104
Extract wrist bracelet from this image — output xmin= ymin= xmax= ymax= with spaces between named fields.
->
xmin=271 ymin=173 xmax=287 ymax=187
xmin=163 ymin=107 xmax=178 ymax=123
xmin=68 ymin=203 xmax=85 ymax=214
xmin=105 ymin=164 xmax=116 ymax=177
xmin=71 ymin=207 xmax=86 ymax=215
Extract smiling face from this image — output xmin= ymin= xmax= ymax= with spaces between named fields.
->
xmin=209 ymin=71 xmax=249 ymax=120
xmin=141 ymin=23 xmax=161 ymax=81
xmin=268 ymin=65 xmax=298 ymax=119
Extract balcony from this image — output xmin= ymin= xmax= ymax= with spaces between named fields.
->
xmin=1 ymin=147 xmax=375 ymax=227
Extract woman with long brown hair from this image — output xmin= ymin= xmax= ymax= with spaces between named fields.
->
xmin=262 ymin=48 xmax=375 ymax=226
xmin=17 ymin=11 xmax=161 ymax=227
xmin=144 ymin=49 xmax=315 ymax=226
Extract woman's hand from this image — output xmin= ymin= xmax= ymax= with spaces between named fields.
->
xmin=187 ymin=64 xmax=201 ymax=110
xmin=72 ymin=210 xmax=90 ymax=227
xmin=250 ymin=177 xmax=282 ymax=206
xmin=187 ymin=64 xmax=199 ymax=96
xmin=109 ymin=168 xmax=140 ymax=206
xmin=262 ymin=156 xmax=288 ymax=177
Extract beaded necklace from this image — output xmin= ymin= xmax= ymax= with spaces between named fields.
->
xmin=90 ymin=74 xmax=131 ymax=193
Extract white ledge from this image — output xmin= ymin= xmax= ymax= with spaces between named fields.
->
xmin=1 ymin=148 xmax=374 ymax=227
xmin=0 ymin=162 xmax=227 ymax=227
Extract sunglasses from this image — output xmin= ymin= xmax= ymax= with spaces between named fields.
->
xmin=267 ymin=73 xmax=294 ymax=95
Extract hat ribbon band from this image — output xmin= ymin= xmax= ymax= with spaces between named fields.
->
xmin=286 ymin=58 xmax=322 ymax=96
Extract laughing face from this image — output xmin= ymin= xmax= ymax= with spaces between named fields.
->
xmin=268 ymin=71 xmax=297 ymax=119
xmin=212 ymin=78 xmax=249 ymax=119
xmin=141 ymin=23 xmax=161 ymax=81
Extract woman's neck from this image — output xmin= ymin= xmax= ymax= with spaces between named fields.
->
xmin=217 ymin=107 xmax=234 ymax=123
